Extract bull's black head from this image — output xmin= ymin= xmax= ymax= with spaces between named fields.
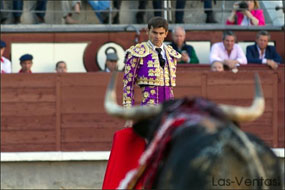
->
xmin=132 ymin=97 xmax=234 ymax=143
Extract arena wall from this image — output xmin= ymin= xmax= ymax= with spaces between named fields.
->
xmin=1 ymin=66 xmax=284 ymax=152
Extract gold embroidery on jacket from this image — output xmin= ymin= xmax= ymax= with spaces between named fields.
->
xmin=124 ymin=43 xmax=181 ymax=91
xmin=126 ymin=42 xmax=150 ymax=57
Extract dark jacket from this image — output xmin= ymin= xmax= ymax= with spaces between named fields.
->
xmin=246 ymin=44 xmax=282 ymax=64
xmin=170 ymin=42 xmax=199 ymax=64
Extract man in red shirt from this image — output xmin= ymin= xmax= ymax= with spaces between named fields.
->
xmin=19 ymin=54 xmax=33 ymax=73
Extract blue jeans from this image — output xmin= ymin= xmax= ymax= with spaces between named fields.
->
xmin=13 ymin=0 xmax=47 ymax=18
xmin=204 ymin=0 xmax=213 ymax=12
xmin=88 ymin=1 xmax=110 ymax=23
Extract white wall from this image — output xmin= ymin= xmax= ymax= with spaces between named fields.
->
xmin=11 ymin=43 xmax=88 ymax=73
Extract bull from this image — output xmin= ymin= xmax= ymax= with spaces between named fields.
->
xmin=104 ymin=72 xmax=283 ymax=190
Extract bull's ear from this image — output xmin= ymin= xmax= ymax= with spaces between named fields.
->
xmin=133 ymin=120 xmax=152 ymax=139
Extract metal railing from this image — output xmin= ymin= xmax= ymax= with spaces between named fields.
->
xmin=0 ymin=1 xmax=284 ymax=25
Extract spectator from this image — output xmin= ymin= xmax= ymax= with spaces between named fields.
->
xmin=204 ymin=0 xmax=218 ymax=23
xmin=211 ymin=61 xmax=238 ymax=73
xmin=226 ymin=0 xmax=265 ymax=26
xmin=104 ymin=52 xmax=118 ymax=72
xmin=112 ymin=0 xmax=147 ymax=24
xmin=246 ymin=31 xmax=282 ymax=70
xmin=152 ymin=0 xmax=187 ymax=23
xmin=112 ymin=0 xmax=120 ymax=24
xmin=113 ymin=0 xmax=186 ymax=24
xmin=209 ymin=30 xmax=247 ymax=70
xmin=12 ymin=0 xmax=47 ymax=24
xmin=88 ymin=0 xmax=110 ymax=24
xmin=170 ymin=26 xmax=199 ymax=64
xmin=55 ymin=61 xmax=67 ymax=73
xmin=0 ymin=0 xmax=8 ymax=23
xmin=62 ymin=0 xmax=81 ymax=24
xmin=211 ymin=61 xmax=224 ymax=72
xmin=1 ymin=40 xmax=12 ymax=73
xmin=19 ymin=54 xmax=33 ymax=73
xmin=150 ymin=0 xmax=217 ymax=23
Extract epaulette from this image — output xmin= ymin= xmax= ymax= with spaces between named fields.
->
xmin=166 ymin=45 xmax=181 ymax=59
xmin=126 ymin=42 xmax=150 ymax=57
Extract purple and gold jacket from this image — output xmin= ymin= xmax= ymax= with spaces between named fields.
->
xmin=123 ymin=41 xmax=181 ymax=107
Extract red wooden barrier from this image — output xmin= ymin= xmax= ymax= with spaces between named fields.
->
xmin=1 ymin=65 xmax=284 ymax=152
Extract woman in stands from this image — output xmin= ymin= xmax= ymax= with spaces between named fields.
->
xmin=226 ymin=0 xmax=265 ymax=26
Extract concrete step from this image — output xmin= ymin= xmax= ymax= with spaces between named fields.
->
xmin=1 ymin=0 xmax=232 ymax=25
xmin=1 ymin=1 xmax=280 ymax=26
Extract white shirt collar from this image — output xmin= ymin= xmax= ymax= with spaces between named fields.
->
xmin=257 ymin=45 xmax=266 ymax=59
xmin=148 ymin=40 xmax=164 ymax=50
xmin=148 ymin=40 xmax=166 ymax=59
xmin=221 ymin=42 xmax=233 ymax=55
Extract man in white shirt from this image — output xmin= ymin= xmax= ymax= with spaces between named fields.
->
xmin=209 ymin=31 xmax=247 ymax=69
xmin=0 ymin=40 xmax=12 ymax=74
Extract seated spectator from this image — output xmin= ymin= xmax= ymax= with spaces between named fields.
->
xmin=0 ymin=0 xmax=8 ymax=23
xmin=148 ymin=0 xmax=186 ymax=23
xmin=19 ymin=54 xmax=33 ymax=73
xmin=112 ymin=0 xmax=148 ymax=24
xmin=170 ymin=26 xmax=199 ymax=64
xmin=226 ymin=0 xmax=265 ymax=26
xmin=62 ymin=0 xmax=81 ymax=24
xmin=204 ymin=0 xmax=218 ymax=23
xmin=211 ymin=61 xmax=239 ymax=73
xmin=246 ymin=31 xmax=282 ymax=70
xmin=62 ymin=0 xmax=109 ymax=24
xmin=55 ymin=61 xmax=67 ymax=73
xmin=12 ymin=0 xmax=47 ymax=24
xmin=1 ymin=40 xmax=12 ymax=73
xmin=209 ymin=30 xmax=247 ymax=69
xmin=104 ymin=52 xmax=118 ymax=72
xmin=112 ymin=0 xmax=217 ymax=24
xmin=151 ymin=0 xmax=216 ymax=23
xmin=211 ymin=61 xmax=224 ymax=72
xmin=113 ymin=0 xmax=186 ymax=24
xmin=88 ymin=0 xmax=110 ymax=24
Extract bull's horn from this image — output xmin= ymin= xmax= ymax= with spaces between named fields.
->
xmin=218 ymin=74 xmax=265 ymax=122
xmin=104 ymin=71 xmax=162 ymax=120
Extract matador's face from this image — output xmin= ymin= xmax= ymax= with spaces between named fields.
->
xmin=148 ymin=26 xmax=168 ymax=48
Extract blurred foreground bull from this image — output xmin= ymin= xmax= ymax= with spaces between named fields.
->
xmin=105 ymin=72 xmax=282 ymax=190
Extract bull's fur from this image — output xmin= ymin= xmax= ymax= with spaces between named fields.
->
xmin=104 ymin=72 xmax=282 ymax=189
xmin=133 ymin=98 xmax=282 ymax=190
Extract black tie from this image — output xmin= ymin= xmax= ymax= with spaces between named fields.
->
xmin=155 ymin=48 xmax=165 ymax=68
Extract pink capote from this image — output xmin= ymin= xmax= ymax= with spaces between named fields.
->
xmin=102 ymin=128 xmax=146 ymax=189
